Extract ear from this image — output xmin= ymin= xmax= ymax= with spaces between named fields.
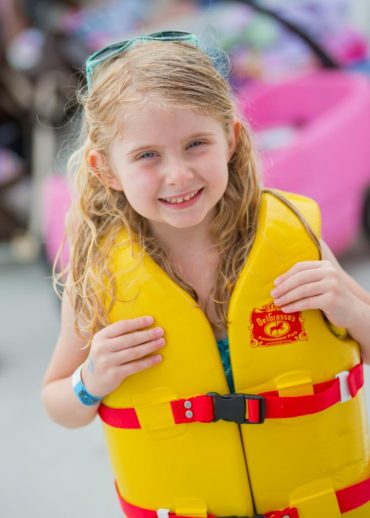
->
xmin=88 ymin=149 xmax=123 ymax=191
xmin=227 ymin=118 xmax=241 ymax=160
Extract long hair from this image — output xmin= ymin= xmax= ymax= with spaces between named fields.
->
xmin=56 ymin=40 xmax=262 ymax=344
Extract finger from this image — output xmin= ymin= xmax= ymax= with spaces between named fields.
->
xmin=279 ymin=294 xmax=326 ymax=313
xmin=274 ymin=281 xmax=325 ymax=308
xmin=120 ymin=354 xmax=163 ymax=378
xmin=101 ymin=316 xmax=155 ymax=339
xmin=272 ymin=269 xmax=326 ymax=298
xmin=109 ymin=326 xmax=164 ymax=351
xmin=274 ymin=261 xmax=323 ymax=286
xmin=115 ymin=337 xmax=165 ymax=364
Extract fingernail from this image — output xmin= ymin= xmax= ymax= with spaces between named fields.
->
xmin=271 ymin=289 xmax=277 ymax=297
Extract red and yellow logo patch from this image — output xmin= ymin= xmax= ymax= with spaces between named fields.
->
xmin=250 ymin=302 xmax=307 ymax=347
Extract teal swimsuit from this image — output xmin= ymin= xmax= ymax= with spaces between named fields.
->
xmin=216 ymin=337 xmax=235 ymax=393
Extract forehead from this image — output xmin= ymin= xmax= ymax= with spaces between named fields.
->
xmin=116 ymin=101 xmax=225 ymax=142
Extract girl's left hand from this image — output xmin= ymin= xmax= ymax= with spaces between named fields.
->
xmin=271 ymin=260 xmax=357 ymax=328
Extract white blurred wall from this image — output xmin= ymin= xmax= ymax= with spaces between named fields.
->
xmin=349 ymin=1 xmax=370 ymax=39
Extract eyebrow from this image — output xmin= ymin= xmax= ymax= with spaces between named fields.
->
xmin=127 ymin=132 xmax=215 ymax=156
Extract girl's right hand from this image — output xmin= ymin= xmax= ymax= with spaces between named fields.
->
xmin=81 ymin=316 xmax=164 ymax=398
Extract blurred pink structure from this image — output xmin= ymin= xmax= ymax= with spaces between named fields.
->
xmin=239 ymin=71 xmax=370 ymax=254
xmin=42 ymin=174 xmax=71 ymax=269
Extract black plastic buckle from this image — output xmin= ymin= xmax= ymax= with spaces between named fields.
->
xmin=207 ymin=393 xmax=265 ymax=424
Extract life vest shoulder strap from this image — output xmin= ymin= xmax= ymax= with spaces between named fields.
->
xmin=263 ymin=188 xmax=321 ymax=253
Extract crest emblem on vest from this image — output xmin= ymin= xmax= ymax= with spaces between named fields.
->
xmin=249 ymin=302 xmax=307 ymax=347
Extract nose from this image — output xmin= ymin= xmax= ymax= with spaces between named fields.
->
xmin=162 ymin=158 xmax=194 ymax=186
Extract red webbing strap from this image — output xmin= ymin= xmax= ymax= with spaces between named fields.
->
xmin=260 ymin=362 xmax=363 ymax=419
xmin=118 ymin=494 xmax=298 ymax=518
xmin=337 ymin=475 xmax=370 ymax=513
xmin=348 ymin=363 xmax=364 ymax=396
xmin=117 ymin=490 xmax=172 ymax=518
xmin=98 ymin=405 xmax=140 ymax=428
xmin=171 ymin=395 xmax=217 ymax=423
xmin=265 ymin=509 xmax=298 ymax=518
xmin=98 ymin=363 xmax=363 ymax=428
xmin=115 ymin=475 xmax=370 ymax=518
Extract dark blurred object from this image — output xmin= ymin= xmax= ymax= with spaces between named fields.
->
xmin=0 ymin=0 xmax=28 ymax=47
xmin=239 ymin=0 xmax=339 ymax=69
xmin=0 ymin=0 xmax=33 ymax=239
xmin=2 ymin=0 xmax=86 ymax=125
xmin=21 ymin=0 xmax=82 ymax=29
xmin=0 ymin=69 xmax=31 ymax=239
xmin=0 ymin=147 xmax=26 ymax=240
xmin=363 ymin=188 xmax=370 ymax=240
xmin=0 ymin=0 xmax=85 ymax=243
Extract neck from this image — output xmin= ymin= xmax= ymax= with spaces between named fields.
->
xmin=148 ymin=214 xmax=223 ymax=335
xmin=149 ymin=214 xmax=215 ymax=260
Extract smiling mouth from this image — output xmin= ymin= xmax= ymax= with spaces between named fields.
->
xmin=159 ymin=188 xmax=203 ymax=205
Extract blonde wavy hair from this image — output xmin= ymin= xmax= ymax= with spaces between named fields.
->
xmin=56 ymin=40 xmax=262 ymax=344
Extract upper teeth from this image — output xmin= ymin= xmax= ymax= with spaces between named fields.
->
xmin=162 ymin=189 xmax=199 ymax=204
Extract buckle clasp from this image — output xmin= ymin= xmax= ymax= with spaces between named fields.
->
xmin=207 ymin=393 xmax=265 ymax=424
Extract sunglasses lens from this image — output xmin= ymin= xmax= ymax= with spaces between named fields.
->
xmin=89 ymin=42 xmax=129 ymax=65
xmin=148 ymin=31 xmax=193 ymax=41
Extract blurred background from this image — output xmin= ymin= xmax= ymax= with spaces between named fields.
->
xmin=1 ymin=1 xmax=370 ymax=517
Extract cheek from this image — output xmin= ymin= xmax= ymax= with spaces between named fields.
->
xmin=121 ymin=172 xmax=157 ymax=206
xmin=219 ymin=170 xmax=229 ymax=197
xmin=213 ymin=161 xmax=229 ymax=199
xmin=207 ymin=155 xmax=229 ymax=188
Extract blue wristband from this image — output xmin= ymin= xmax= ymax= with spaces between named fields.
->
xmin=72 ymin=364 xmax=103 ymax=406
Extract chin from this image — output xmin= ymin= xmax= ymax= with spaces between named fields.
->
xmin=171 ymin=216 xmax=210 ymax=230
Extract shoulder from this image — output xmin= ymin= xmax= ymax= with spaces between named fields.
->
xmin=320 ymin=239 xmax=338 ymax=264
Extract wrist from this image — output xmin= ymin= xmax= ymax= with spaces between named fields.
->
xmin=345 ymin=299 xmax=370 ymax=353
xmin=72 ymin=364 xmax=103 ymax=406
xmin=345 ymin=299 xmax=366 ymax=333
xmin=81 ymin=360 xmax=101 ymax=394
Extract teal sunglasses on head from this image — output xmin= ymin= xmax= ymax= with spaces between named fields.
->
xmin=85 ymin=30 xmax=200 ymax=91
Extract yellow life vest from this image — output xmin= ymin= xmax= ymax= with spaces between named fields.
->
xmin=99 ymin=190 xmax=370 ymax=518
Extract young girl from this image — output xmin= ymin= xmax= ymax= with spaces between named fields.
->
xmin=42 ymin=31 xmax=370 ymax=518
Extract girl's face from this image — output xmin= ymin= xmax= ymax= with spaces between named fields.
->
xmin=107 ymin=103 xmax=239 ymax=233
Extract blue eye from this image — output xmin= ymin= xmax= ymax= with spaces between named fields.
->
xmin=188 ymin=140 xmax=205 ymax=149
xmin=138 ymin=151 xmax=157 ymax=160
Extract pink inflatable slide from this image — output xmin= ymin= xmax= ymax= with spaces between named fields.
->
xmin=239 ymin=70 xmax=370 ymax=253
